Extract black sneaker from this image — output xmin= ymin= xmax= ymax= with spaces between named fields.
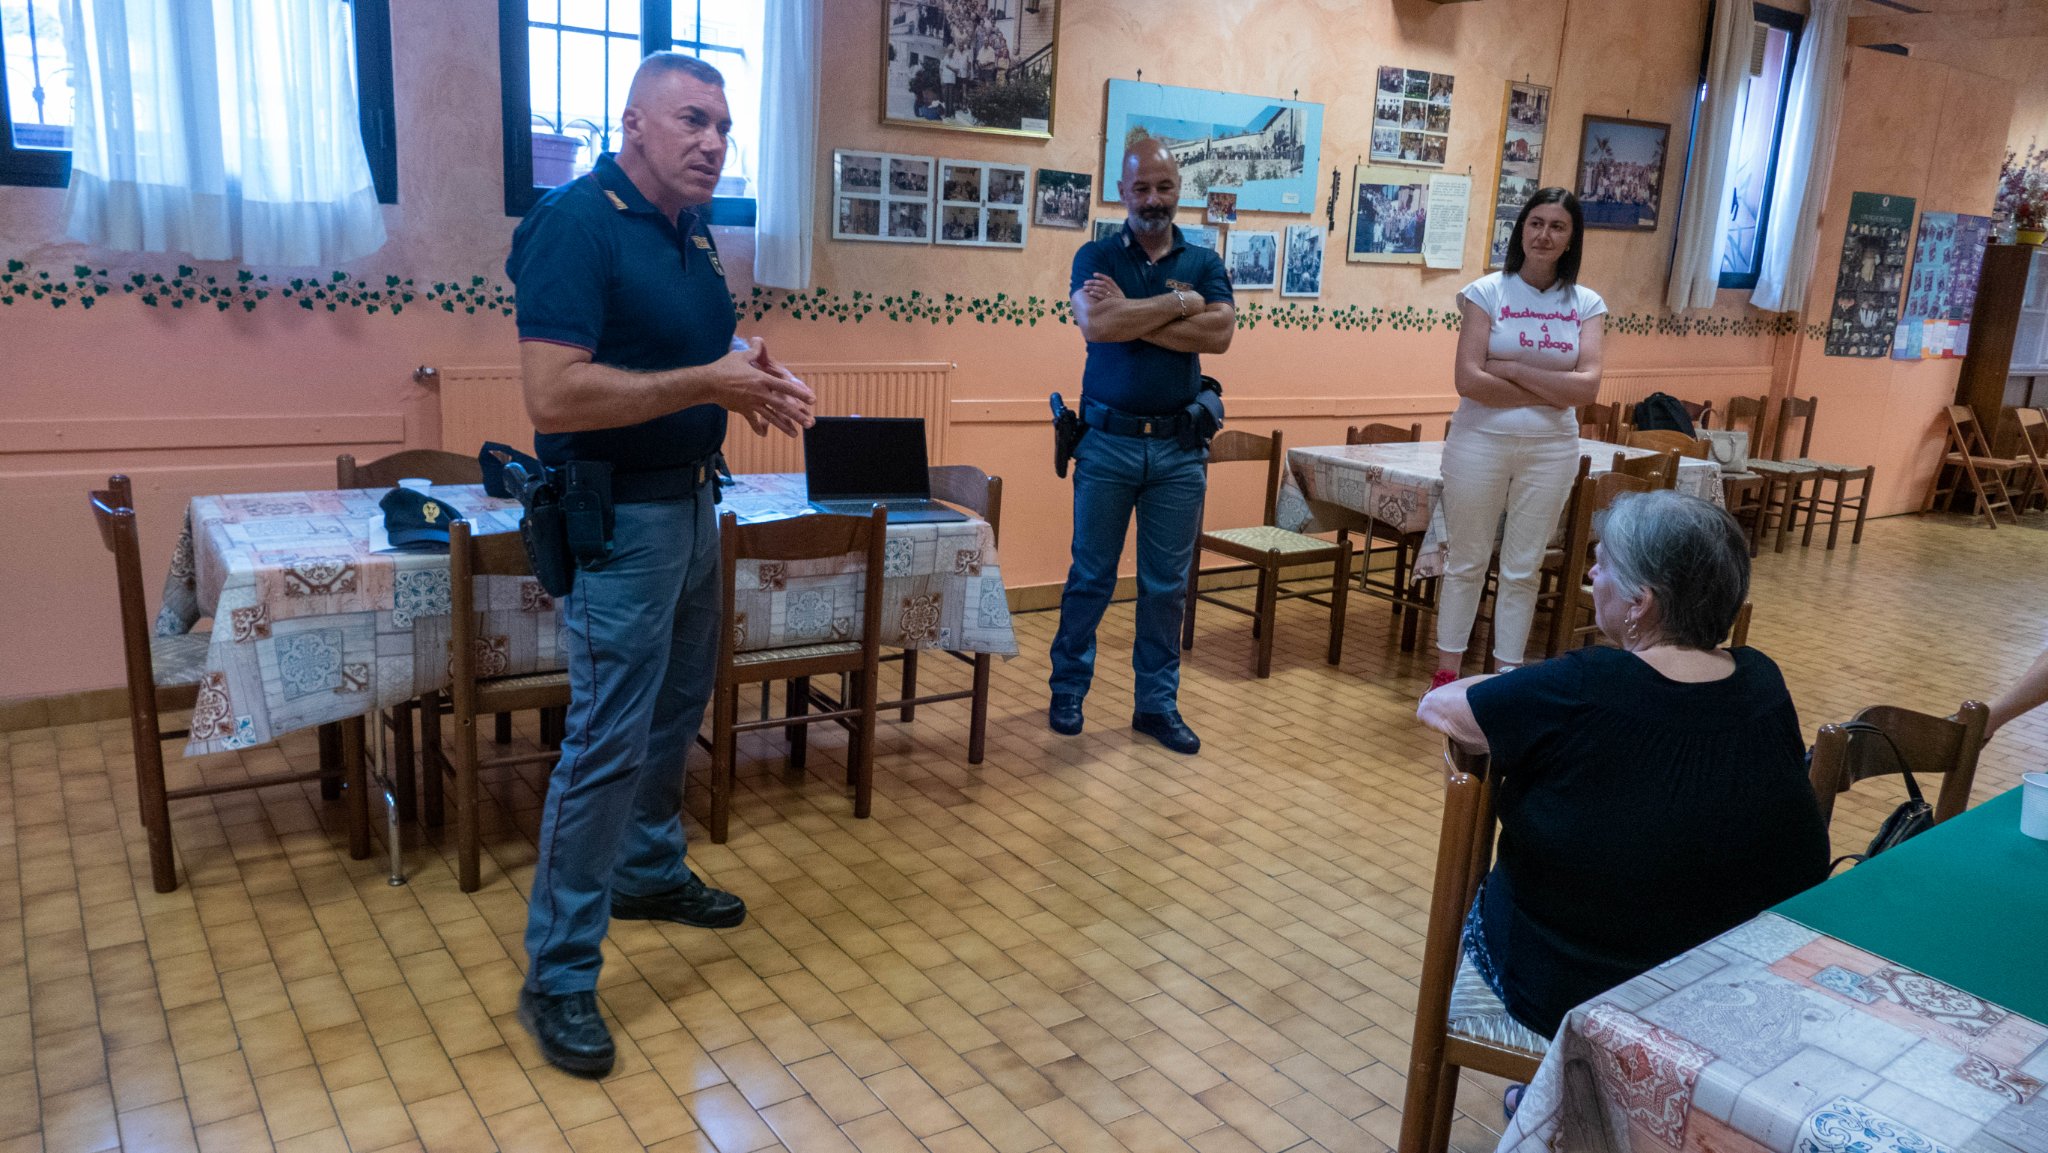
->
xmin=1048 ymin=693 xmax=1084 ymax=736
xmin=610 ymin=869 xmax=747 ymax=928
xmin=518 ymin=987 xmax=614 ymax=1079
xmin=1131 ymin=710 xmax=1200 ymax=755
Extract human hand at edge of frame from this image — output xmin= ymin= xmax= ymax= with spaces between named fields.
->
xmin=718 ymin=337 xmax=814 ymax=437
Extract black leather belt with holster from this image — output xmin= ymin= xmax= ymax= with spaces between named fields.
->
xmin=1049 ymin=376 xmax=1225 ymax=476
xmin=479 ymin=442 xmax=718 ymax=597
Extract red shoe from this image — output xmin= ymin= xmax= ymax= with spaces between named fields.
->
xmin=1427 ymin=669 xmax=1459 ymax=692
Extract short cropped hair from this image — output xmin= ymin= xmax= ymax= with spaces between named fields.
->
xmin=635 ymin=51 xmax=725 ymax=90
xmin=1597 ymin=490 xmax=1750 ymax=650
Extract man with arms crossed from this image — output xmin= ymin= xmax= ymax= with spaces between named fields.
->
xmin=506 ymin=53 xmax=813 ymax=1078
xmin=1048 ymin=140 xmax=1235 ymax=754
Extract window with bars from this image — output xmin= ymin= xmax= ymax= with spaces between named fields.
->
xmin=502 ymin=0 xmax=763 ymax=221
xmin=0 ymin=0 xmax=398 ymax=197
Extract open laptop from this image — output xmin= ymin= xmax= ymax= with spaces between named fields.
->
xmin=804 ymin=416 xmax=968 ymax=523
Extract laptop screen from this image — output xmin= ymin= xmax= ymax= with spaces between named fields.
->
xmin=803 ymin=417 xmax=933 ymax=501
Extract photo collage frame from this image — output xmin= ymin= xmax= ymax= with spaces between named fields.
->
xmin=1372 ymin=67 xmax=1454 ymax=169
xmin=832 ymin=150 xmax=938 ymax=244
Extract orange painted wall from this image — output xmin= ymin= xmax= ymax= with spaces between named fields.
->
xmin=0 ymin=0 xmax=2019 ymax=700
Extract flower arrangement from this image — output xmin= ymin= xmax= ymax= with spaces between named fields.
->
xmin=1997 ymin=144 xmax=2048 ymax=237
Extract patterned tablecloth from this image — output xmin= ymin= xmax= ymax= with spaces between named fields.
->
xmin=159 ymin=475 xmax=1016 ymax=757
xmin=1274 ymin=439 xmax=1724 ymax=581
xmin=1496 ymin=910 xmax=2047 ymax=1153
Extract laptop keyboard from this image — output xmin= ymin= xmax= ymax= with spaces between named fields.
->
xmin=814 ymin=499 xmax=948 ymax=515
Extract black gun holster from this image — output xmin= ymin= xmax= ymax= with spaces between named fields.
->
xmin=1051 ymin=391 xmax=1087 ymax=478
xmin=479 ymin=442 xmax=614 ymax=598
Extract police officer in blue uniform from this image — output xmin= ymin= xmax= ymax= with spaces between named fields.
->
xmin=505 ymin=52 xmax=813 ymax=1079
xmin=1049 ymin=140 xmax=1236 ymax=755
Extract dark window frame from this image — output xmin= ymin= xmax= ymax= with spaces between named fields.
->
xmin=499 ymin=0 xmax=756 ymax=223
xmin=0 ymin=0 xmax=400 ymax=200
xmin=1716 ymin=2 xmax=1804 ymax=291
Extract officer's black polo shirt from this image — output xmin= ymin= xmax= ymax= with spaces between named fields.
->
xmin=1070 ymin=223 xmax=1233 ymax=416
xmin=506 ymin=153 xmax=735 ymax=472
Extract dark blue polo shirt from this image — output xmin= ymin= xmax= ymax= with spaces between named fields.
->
xmin=506 ymin=153 xmax=734 ymax=472
xmin=1071 ymin=224 xmax=1232 ymax=416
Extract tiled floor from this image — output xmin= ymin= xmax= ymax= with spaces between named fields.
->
xmin=4 ymin=510 xmax=2045 ymax=1153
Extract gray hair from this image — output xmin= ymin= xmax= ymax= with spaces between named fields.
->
xmin=1596 ymin=490 xmax=1750 ymax=650
xmin=633 ymin=51 xmax=725 ymax=91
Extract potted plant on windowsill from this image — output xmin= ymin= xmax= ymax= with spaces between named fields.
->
xmin=1997 ymin=144 xmax=2048 ymax=246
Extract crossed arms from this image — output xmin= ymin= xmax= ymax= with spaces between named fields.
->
xmin=1453 ymin=296 xmax=1605 ymax=410
xmin=1072 ymin=273 xmax=1235 ymax=355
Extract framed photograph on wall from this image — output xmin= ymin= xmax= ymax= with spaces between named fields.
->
xmin=1093 ymin=219 xmax=1122 ymax=244
xmin=834 ymin=150 xmax=934 ymax=244
xmin=1347 ymin=165 xmax=1428 ymax=264
xmin=1225 ymin=230 xmax=1279 ymax=291
xmin=1576 ymin=115 xmax=1669 ymax=231
xmin=1372 ymin=66 xmax=1454 ymax=168
xmin=1034 ymin=168 xmax=1091 ymax=229
xmin=1102 ymin=79 xmax=1323 ymax=214
xmin=882 ymin=0 xmax=1059 ymax=138
xmin=1181 ymin=224 xmax=1220 ymax=252
xmin=1487 ymin=81 xmax=1551 ymax=268
xmin=937 ymin=160 xmax=1030 ymax=247
xmin=1282 ymin=224 xmax=1324 ymax=297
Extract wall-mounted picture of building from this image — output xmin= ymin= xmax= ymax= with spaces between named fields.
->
xmin=1101 ymin=79 xmax=1323 ymax=214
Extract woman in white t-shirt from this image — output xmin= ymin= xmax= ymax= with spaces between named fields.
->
xmin=1432 ymin=188 xmax=1606 ymax=690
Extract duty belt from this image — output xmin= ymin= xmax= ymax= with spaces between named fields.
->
xmin=1081 ymin=398 xmax=1193 ymax=440
xmin=611 ymin=457 xmax=719 ymax=503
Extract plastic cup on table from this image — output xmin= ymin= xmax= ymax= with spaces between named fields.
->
xmin=397 ymin=478 xmax=433 ymax=492
xmin=2023 ymin=773 xmax=2048 ymax=841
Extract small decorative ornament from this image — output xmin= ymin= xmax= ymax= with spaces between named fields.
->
xmin=421 ymin=501 xmax=440 ymax=523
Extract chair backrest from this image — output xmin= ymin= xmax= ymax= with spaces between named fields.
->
xmin=1728 ymin=601 xmax=1752 ymax=649
xmin=88 ymin=475 xmax=159 ymax=712
xmin=447 ymin=519 xmax=541 ymax=711
xmin=1775 ymin=396 xmax=1818 ymax=460
xmin=718 ymin=508 xmax=890 ymax=665
xmin=927 ymin=465 xmax=1003 ymax=543
xmin=1626 ymin=429 xmax=1708 ymax=459
xmin=1678 ymin=399 xmax=1715 ymax=430
xmin=1576 ymin=401 xmax=1621 ymax=442
xmin=1207 ymin=428 xmax=1285 ymax=527
xmin=1609 ymin=449 xmax=1680 ymax=490
xmin=1808 ymin=700 xmax=1990 ymax=828
xmin=1724 ymin=394 xmax=1770 ymax=454
xmin=1944 ymin=404 xmax=1994 ymax=459
xmin=338 ymin=449 xmax=484 ymax=489
xmin=2010 ymin=407 xmax=2046 ymax=463
xmin=1347 ymin=422 xmax=1423 ymax=446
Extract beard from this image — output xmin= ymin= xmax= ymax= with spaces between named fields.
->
xmin=1129 ymin=205 xmax=1174 ymax=235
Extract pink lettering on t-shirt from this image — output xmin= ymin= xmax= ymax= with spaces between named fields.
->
xmin=1499 ymin=305 xmax=1581 ymax=322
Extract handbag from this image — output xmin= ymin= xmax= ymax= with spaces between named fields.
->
xmin=1823 ymin=720 xmax=1935 ymax=871
xmin=1700 ymin=428 xmax=1750 ymax=472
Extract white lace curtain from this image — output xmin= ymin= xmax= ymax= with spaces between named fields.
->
xmin=62 ymin=0 xmax=387 ymax=265
xmin=753 ymin=0 xmax=820 ymax=289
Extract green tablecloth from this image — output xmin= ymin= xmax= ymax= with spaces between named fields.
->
xmin=1774 ymin=786 xmax=2048 ymax=1024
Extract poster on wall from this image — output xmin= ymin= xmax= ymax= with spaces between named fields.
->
xmin=1576 ymin=115 xmax=1668 ymax=231
xmin=1282 ymin=224 xmax=1325 ymax=296
xmin=882 ymin=0 xmax=1059 ymax=138
xmin=936 ymin=160 xmax=1029 ymax=247
xmin=1826 ymin=192 xmax=1916 ymax=358
xmin=1422 ymin=173 xmax=1472 ymax=270
xmin=1348 ymin=165 xmax=1428 ymax=264
xmin=1371 ymin=66 xmax=1454 ymax=168
xmin=1487 ymin=81 xmax=1550 ymax=268
xmin=1892 ymin=211 xmax=1992 ymax=360
xmin=832 ymin=151 xmax=935 ymax=244
xmin=1101 ymin=79 xmax=1323 ymax=214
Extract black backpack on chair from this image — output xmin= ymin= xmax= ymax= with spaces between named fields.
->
xmin=1631 ymin=392 xmax=1696 ymax=436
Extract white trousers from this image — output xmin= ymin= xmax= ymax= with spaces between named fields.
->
xmin=1435 ymin=426 xmax=1582 ymax=665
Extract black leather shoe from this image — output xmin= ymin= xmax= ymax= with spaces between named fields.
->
xmin=611 ymin=869 xmax=747 ymax=929
xmin=1048 ymin=693 xmax=1085 ymax=736
xmin=518 ymin=987 xmax=615 ymax=1079
xmin=1132 ymin=710 xmax=1200 ymax=754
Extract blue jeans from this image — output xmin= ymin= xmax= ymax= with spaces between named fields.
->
xmin=524 ymin=492 xmax=719 ymax=994
xmin=1049 ymin=430 xmax=1207 ymax=713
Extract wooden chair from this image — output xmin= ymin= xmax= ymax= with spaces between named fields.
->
xmin=1551 ymin=471 xmax=1660 ymax=650
xmin=432 ymin=520 xmax=571 ymax=891
xmin=884 ymin=466 xmax=1001 ymax=764
xmin=90 ymin=475 xmax=366 ymax=892
xmin=1771 ymin=396 xmax=1877 ymax=548
xmin=707 ymin=508 xmax=888 ymax=843
xmin=1678 ymin=398 xmax=1715 ymax=431
xmin=1608 ymin=448 xmax=1681 ymax=490
xmin=1726 ymin=401 xmax=1821 ymax=554
xmin=1624 ymin=428 xmax=1708 ymax=459
xmin=2006 ymin=407 xmax=2048 ymax=513
xmin=1807 ymin=701 xmax=1990 ymax=830
xmin=1922 ymin=405 xmax=2024 ymax=529
xmin=1347 ymin=422 xmax=1434 ymax=651
xmin=1400 ymin=739 xmax=1545 ymax=1153
xmin=1576 ymin=401 xmax=1623 ymax=443
xmin=1702 ymin=398 xmax=1772 ymax=556
xmin=1182 ymin=429 xmax=1353 ymax=678
xmin=336 ymin=449 xmax=498 ymax=824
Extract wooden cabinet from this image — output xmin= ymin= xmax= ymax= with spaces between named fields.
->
xmin=1958 ymin=244 xmax=2048 ymax=451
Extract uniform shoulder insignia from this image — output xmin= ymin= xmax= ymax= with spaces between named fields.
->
xmin=603 ymin=189 xmax=630 ymax=211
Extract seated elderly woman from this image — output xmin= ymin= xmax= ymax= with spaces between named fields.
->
xmin=1418 ymin=490 xmax=1828 ymax=1042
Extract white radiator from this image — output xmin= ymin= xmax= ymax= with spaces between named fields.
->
xmin=437 ymin=361 xmax=954 ymax=471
